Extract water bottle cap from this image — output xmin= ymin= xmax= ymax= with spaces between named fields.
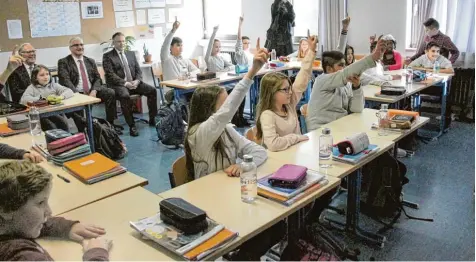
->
xmin=322 ymin=128 xmax=331 ymax=135
xmin=243 ymin=155 xmax=253 ymax=162
xmin=381 ymin=104 xmax=389 ymax=110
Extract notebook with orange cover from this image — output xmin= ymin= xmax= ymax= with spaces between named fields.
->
xmin=63 ymin=153 xmax=119 ymax=180
xmin=0 ymin=123 xmax=29 ymax=137
xmin=184 ymin=228 xmax=237 ymax=260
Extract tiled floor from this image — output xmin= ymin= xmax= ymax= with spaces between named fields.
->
xmin=92 ymin=104 xmax=474 ymax=261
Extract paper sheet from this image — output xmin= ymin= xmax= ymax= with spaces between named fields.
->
xmin=166 ymin=0 xmax=181 ymax=5
xmin=167 ymin=8 xmax=182 ymax=22
xmin=7 ymin=20 xmax=23 ymax=39
xmin=136 ymin=25 xmax=155 ymax=39
xmin=113 ymin=0 xmax=133 ymax=11
xmin=81 ymin=1 xmax=103 ymax=19
xmin=134 ymin=0 xmax=150 ymax=9
xmin=150 ymin=0 xmax=166 ymax=7
xmin=148 ymin=9 xmax=165 ymax=24
xmin=115 ymin=11 xmax=135 ymax=28
xmin=136 ymin=9 xmax=146 ymax=25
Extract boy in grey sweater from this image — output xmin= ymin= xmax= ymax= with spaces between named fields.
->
xmin=306 ymin=39 xmax=385 ymax=131
xmin=0 ymin=143 xmax=42 ymax=163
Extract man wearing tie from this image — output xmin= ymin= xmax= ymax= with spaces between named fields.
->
xmin=58 ymin=37 xmax=120 ymax=134
xmin=4 ymin=43 xmax=37 ymax=103
xmin=102 ymin=32 xmax=158 ymax=137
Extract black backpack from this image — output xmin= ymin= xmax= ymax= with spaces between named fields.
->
xmin=361 ymin=152 xmax=433 ymax=232
xmin=91 ymin=117 xmax=127 ymax=160
xmin=155 ymin=101 xmax=187 ymax=147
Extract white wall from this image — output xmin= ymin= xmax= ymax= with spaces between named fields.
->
xmin=347 ymin=0 xmax=408 ymax=56
xmin=241 ymin=0 xmax=274 ymax=47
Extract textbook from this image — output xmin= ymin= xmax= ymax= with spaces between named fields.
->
xmin=63 ymin=153 xmax=126 ymax=184
xmin=258 ymin=170 xmax=326 ymax=199
xmin=331 ymin=144 xmax=379 ymax=164
xmin=259 ymin=180 xmax=329 ymax=206
xmin=130 ymin=213 xmax=238 ymax=261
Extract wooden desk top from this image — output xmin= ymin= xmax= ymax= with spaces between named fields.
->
xmin=363 ymin=75 xmax=449 ymax=103
xmin=320 ymin=108 xmax=430 ymax=142
xmin=38 ymin=188 xmax=178 ymax=261
xmin=158 ymin=158 xmax=340 ymax=249
xmin=267 ymin=128 xmax=395 ymax=179
xmin=38 ymin=93 xmax=101 ymax=114
xmin=0 ymin=133 xmax=148 ymax=216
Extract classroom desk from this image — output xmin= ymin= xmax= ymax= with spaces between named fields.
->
xmin=320 ymin=108 xmax=430 ymax=142
xmin=38 ymin=188 xmax=179 ymax=261
xmin=0 ymin=133 xmax=148 ymax=216
xmin=158 ymin=158 xmax=341 ymax=252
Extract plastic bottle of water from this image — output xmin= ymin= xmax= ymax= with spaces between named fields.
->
xmin=240 ymin=155 xmax=257 ymax=203
xmin=179 ymin=67 xmax=190 ymax=84
xmin=406 ymin=66 xmax=413 ymax=84
xmin=319 ymin=128 xmax=333 ymax=160
xmin=378 ymin=104 xmax=389 ymax=136
xmin=29 ymin=106 xmax=43 ymax=146
xmin=433 ymin=60 xmax=440 ymax=75
xmin=271 ymin=49 xmax=277 ymax=61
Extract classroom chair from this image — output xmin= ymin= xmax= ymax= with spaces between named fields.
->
xmin=190 ymin=58 xmax=199 ymax=68
xmin=152 ymin=64 xmax=165 ymax=105
xmin=299 ymin=104 xmax=308 ymax=134
xmin=354 ymin=54 xmax=365 ymax=61
xmin=168 ymin=155 xmax=188 ymax=188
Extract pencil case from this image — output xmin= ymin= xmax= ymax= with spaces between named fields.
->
xmin=159 ymin=198 xmax=208 ymax=235
xmin=268 ymin=164 xmax=307 ymax=189
xmin=336 ymin=132 xmax=370 ymax=155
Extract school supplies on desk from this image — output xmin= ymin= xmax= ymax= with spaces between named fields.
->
xmin=267 ymin=164 xmax=307 ymax=189
xmin=0 ymin=123 xmax=29 ymax=137
xmin=0 ymin=101 xmax=28 ymax=116
xmin=63 ymin=153 xmax=126 ymax=184
xmin=7 ymin=115 xmax=29 ymax=130
xmin=130 ymin=213 xmax=238 ymax=261
xmin=332 ymin=144 xmax=379 ymax=164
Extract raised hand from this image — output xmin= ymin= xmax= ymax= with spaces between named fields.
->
xmin=7 ymin=55 xmax=24 ymax=72
xmin=372 ymin=39 xmax=385 ymax=61
xmin=307 ymin=34 xmax=319 ymax=53
xmin=342 ymin=16 xmax=351 ymax=30
xmin=172 ymin=19 xmax=180 ymax=32
xmin=239 ymin=16 xmax=244 ymax=25
xmin=248 ymin=38 xmax=268 ymax=75
xmin=213 ymin=25 xmax=219 ymax=32
xmin=369 ymin=34 xmax=376 ymax=43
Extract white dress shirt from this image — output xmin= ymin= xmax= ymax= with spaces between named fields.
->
xmin=73 ymin=55 xmax=90 ymax=93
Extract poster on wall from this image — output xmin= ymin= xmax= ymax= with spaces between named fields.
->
xmin=134 ymin=0 xmax=150 ymax=9
xmin=148 ymin=9 xmax=165 ymax=24
xmin=150 ymin=0 xmax=166 ymax=7
xmin=27 ymin=0 xmax=81 ymax=38
xmin=7 ymin=20 xmax=23 ymax=39
xmin=113 ymin=0 xmax=133 ymax=11
xmin=115 ymin=11 xmax=135 ymax=28
xmin=81 ymin=1 xmax=103 ymax=19
xmin=136 ymin=25 xmax=155 ymax=39
xmin=136 ymin=9 xmax=146 ymax=25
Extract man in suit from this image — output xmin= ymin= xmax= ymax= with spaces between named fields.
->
xmin=103 ymin=32 xmax=158 ymax=137
xmin=4 ymin=43 xmax=37 ymax=103
xmin=58 ymin=37 xmax=122 ymax=134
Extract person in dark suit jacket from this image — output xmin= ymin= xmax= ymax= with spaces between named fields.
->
xmin=4 ymin=43 xmax=37 ymax=103
xmin=102 ymin=32 xmax=158 ymax=137
xmin=58 ymin=37 xmax=122 ymax=134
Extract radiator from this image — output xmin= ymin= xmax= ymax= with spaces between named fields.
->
xmin=449 ymin=68 xmax=475 ymax=121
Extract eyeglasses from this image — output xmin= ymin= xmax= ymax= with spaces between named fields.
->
xmin=70 ymin=43 xmax=84 ymax=48
xmin=277 ymin=87 xmax=292 ymax=94
xmin=20 ymin=50 xmax=36 ymax=54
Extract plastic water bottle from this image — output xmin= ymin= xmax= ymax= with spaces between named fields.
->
xmin=406 ymin=66 xmax=413 ymax=84
xmin=179 ymin=67 xmax=189 ymax=84
xmin=433 ymin=60 xmax=440 ymax=74
xmin=378 ymin=104 xmax=389 ymax=136
xmin=240 ymin=155 xmax=257 ymax=203
xmin=271 ymin=49 xmax=277 ymax=61
xmin=319 ymin=128 xmax=333 ymax=160
xmin=29 ymin=106 xmax=43 ymax=146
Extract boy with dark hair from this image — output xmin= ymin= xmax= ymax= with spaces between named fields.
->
xmin=409 ymin=18 xmax=459 ymax=64
xmin=409 ymin=41 xmax=454 ymax=73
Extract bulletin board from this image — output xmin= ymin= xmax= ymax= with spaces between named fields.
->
xmin=0 ymin=0 xmax=156 ymax=51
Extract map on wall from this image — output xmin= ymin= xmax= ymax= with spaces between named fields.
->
xmin=27 ymin=0 xmax=81 ymax=38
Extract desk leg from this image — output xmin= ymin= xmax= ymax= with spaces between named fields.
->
xmin=85 ymin=105 xmax=95 ymax=153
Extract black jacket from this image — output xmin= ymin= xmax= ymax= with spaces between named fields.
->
xmin=57 ymin=55 xmax=103 ymax=92
xmin=102 ymin=49 xmax=142 ymax=88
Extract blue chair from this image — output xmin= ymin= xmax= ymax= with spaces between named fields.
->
xmin=299 ymin=104 xmax=308 ymax=134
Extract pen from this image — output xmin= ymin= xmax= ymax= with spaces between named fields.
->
xmin=57 ymin=174 xmax=70 ymax=183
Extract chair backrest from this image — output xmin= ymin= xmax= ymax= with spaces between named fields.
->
xmin=190 ymin=59 xmax=199 ymax=68
xmin=354 ymin=54 xmax=365 ymax=61
xmin=97 ymin=66 xmax=106 ymax=84
xmin=152 ymin=64 xmax=164 ymax=81
xmin=168 ymin=155 xmax=188 ymax=188
xmin=300 ymin=104 xmax=308 ymax=116
xmin=245 ymin=126 xmax=262 ymax=145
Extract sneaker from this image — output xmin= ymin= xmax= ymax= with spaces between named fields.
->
xmin=130 ymin=126 xmax=139 ymax=137
xmin=149 ymin=118 xmax=156 ymax=127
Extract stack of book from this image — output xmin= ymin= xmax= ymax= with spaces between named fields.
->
xmin=258 ymin=170 xmax=328 ymax=206
xmin=43 ymin=133 xmax=92 ymax=166
xmin=130 ymin=213 xmax=237 ymax=261
xmin=63 ymin=152 xmax=127 ymax=184
xmin=331 ymin=144 xmax=379 ymax=164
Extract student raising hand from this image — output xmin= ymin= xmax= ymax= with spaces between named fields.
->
xmin=342 ymin=16 xmax=351 ymax=30
xmin=307 ymin=34 xmax=318 ymax=52
xmin=245 ymin=38 xmax=269 ymax=79
xmin=372 ymin=39 xmax=386 ymax=61
xmin=172 ymin=20 xmax=180 ymax=32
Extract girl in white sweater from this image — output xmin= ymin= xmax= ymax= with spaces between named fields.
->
xmin=255 ymin=35 xmax=318 ymax=152
xmin=21 ymin=65 xmax=73 ymax=131
xmin=185 ymin=39 xmax=269 ymax=180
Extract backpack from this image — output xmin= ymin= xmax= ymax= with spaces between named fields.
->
xmin=91 ymin=117 xmax=127 ymax=160
xmin=361 ymin=152 xmax=433 ymax=232
xmin=155 ymin=101 xmax=187 ymax=147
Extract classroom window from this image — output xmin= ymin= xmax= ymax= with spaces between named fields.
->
xmin=202 ymin=0 xmax=242 ymax=39
xmin=292 ymin=0 xmax=319 ymax=41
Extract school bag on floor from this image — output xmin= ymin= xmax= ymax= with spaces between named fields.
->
xmin=91 ymin=117 xmax=127 ymax=160
xmin=155 ymin=91 xmax=188 ymax=148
